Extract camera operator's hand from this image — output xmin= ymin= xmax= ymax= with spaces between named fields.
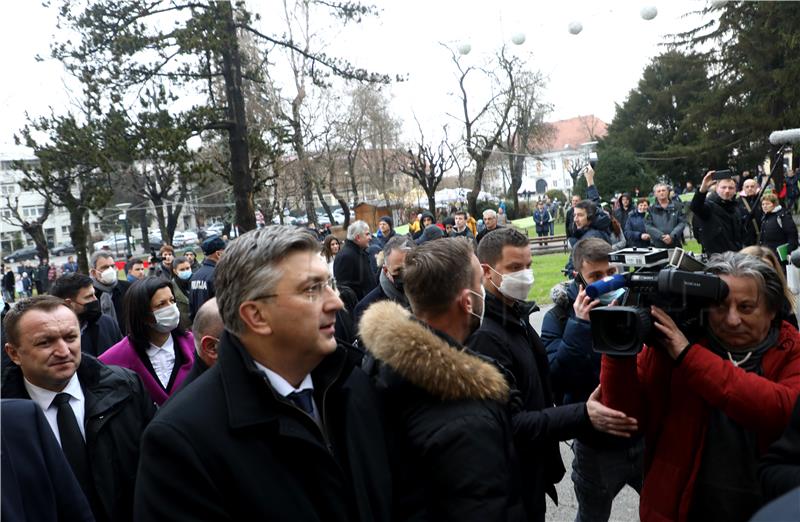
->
xmin=641 ymin=233 xmax=650 ymax=241
xmin=661 ymin=234 xmax=673 ymax=245
xmin=573 ymin=285 xmax=601 ymax=321
xmin=586 ymin=386 xmax=638 ymax=437
xmin=700 ymin=170 xmax=716 ymax=193
xmin=651 ymin=305 xmax=690 ymax=359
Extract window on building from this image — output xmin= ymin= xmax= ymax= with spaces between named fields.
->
xmin=1 ymin=183 xmax=17 ymax=196
xmin=0 ymin=209 xmax=12 ymax=219
xmin=22 ymin=206 xmax=45 ymax=219
xmin=566 ymin=179 xmax=572 ymax=188
xmin=550 ymin=159 xmax=556 ymax=170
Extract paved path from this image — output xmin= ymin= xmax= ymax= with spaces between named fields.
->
xmin=531 ymin=305 xmax=641 ymax=521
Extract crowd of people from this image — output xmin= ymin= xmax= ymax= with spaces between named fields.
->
xmin=1 ymin=165 xmax=800 ymax=522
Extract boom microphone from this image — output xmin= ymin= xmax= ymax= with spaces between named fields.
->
xmin=585 ymin=274 xmax=627 ymax=299
xmin=768 ymin=129 xmax=800 ymax=146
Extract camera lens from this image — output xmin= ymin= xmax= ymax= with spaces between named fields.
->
xmin=590 ymin=306 xmax=651 ymax=355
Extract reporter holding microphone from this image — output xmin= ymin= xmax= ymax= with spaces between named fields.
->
xmin=600 ymin=252 xmax=800 ymax=522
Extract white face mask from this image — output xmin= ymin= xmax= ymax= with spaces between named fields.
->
xmin=99 ymin=267 xmax=118 ymax=285
xmin=468 ymin=286 xmax=486 ymax=327
xmin=489 ymin=266 xmax=535 ymax=301
xmin=153 ymin=303 xmax=180 ymax=333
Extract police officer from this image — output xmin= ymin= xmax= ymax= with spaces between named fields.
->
xmin=189 ymin=236 xmax=225 ymax=321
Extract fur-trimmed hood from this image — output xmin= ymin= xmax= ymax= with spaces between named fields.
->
xmin=359 ymin=301 xmax=509 ymax=402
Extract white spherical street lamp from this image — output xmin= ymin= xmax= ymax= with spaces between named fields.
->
xmin=511 ymin=32 xmax=526 ymax=45
xmin=640 ymin=6 xmax=658 ymax=20
xmin=457 ymin=42 xmax=472 ymax=55
xmin=568 ymin=21 xmax=583 ymax=35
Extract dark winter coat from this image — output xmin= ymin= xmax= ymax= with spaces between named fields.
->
xmin=80 ymin=314 xmax=122 ymax=357
xmin=1 ymin=399 xmax=95 ymax=522
xmin=360 ymin=301 xmax=527 ymax=522
xmin=134 ymin=331 xmax=392 ymax=522
xmin=2 ymin=269 xmax=14 ymax=292
xmin=93 ymin=279 xmax=131 ymax=335
xmin=533 ymin=208 xmax=552 ymax=235
xmin=334 ymin=239 xmax=378 ymax=301
xmin=614 ymin=205 xmax=634 ymax=231
xmin=2 ymin=355 xmax=156 ymax=522
xmin=645 ymin=200 xmax=686 ymax=247
xmin=469 ymin=293 xmax=588 ymax=518
xmin=353 ymin=284 xmax=390 ymax=328
xmin=189 ymin=258 xmax=216 ymax=321
xmin=690 ymin=190 xmax=744 ymax=254
xmin=624 ymin=210 xmax=650 ymax=248
xmin=759 ymin=207 xmax=799 ymax=260
xmin=739 ymin=195 xmax=764 ymax=247
xmin=759 ymin=396 xmax=800 ymax=503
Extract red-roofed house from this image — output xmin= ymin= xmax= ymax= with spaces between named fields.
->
xmin=518 ymin=115 xmax=607 ymax=198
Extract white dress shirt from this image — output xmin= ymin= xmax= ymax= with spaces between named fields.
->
xmin=254 ymin=362 xmax=319 ymax=422
xmin=24 ymin=373 xmax=86 ymax=446
xmin=146 ymin=334 xmax=176 ymax=389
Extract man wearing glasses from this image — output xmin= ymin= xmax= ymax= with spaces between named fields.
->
xmin=135 ymin=226 xmax=392 ymax=521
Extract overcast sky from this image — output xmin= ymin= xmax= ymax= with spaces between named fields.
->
xmin=0 ymin=0 xmax=707 ymax=151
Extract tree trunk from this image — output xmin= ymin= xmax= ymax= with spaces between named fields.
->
xmin=138 ymin=205 xmax=151 ymax=252
xmin=68 ymin=207 xmax=89 ymax=274
xmin=507 ymin=154 xmax=524 ymax=219
xmin=468 ymin=161 xmax=488 ymax=217
xmin=329 ymin=165 xmax=351 ymax=228
xmin=22 ymin=224 xmax=50 ymax=261
xmin=219 ymin=2 xmax=255 ymax=232
xmin=427 ymin=193 xmax=436 ymax=215
xmin=314 ymin=181 xmax=335 ymax=223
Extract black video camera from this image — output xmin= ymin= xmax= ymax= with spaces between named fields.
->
xmin=150 ymin=247 xmax=162 ymax=266
xmin=587 ymin=247 xmax=729 ymax=356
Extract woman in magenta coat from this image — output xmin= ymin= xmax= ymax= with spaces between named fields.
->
xmin=100 ymin=276 xmax=195 ymax=406
xmin=601 ymin=252 xmax=800 ymax=522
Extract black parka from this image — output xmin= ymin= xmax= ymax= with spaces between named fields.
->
xmin=360 ymin=301 xmax=527 ymax=522
xmin=690 ymin=190 xmax=743 ymax=254
xmin=469 ymin=292 xmax=589 ymax=519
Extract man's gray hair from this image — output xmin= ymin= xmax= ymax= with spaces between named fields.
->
xmin=90 ymin=251 xmax=113 ymax=269
xmin=347 ymin=220 xmax=370 ymax=240
xmin=483 ymin=209 xmax=497 ymax=219
xmin=215 ymin=226 xmax=320 ymax=336
xmin=382 ymin=236 xmax=413 ymax=258
xmin=706 ymin=251 xmax=784 ymax=317
xmin=653 ymin=182 xmax=670 ymax=193
xmin=191 ymin=298 xmax=224 ymax=352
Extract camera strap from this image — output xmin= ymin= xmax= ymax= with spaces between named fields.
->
xmin=740 ymin=198 xmax=761 ymax=240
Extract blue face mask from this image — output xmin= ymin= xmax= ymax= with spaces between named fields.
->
xmin=178 ymin=270 xmax=193 ymax=280
xmin=598 ymin=287 xmax=625 ymax=306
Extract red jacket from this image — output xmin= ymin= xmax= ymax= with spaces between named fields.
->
xmin=600 ymin=321 xmax=800 ymax=522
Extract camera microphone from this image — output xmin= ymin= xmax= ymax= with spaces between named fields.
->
xmin=790 ymin=249 xmax=800 ymax=269
xmin=768 ymin=128 xmax=800 ymax=146
xmin=585 ymin=274 xmax=627 ymax=299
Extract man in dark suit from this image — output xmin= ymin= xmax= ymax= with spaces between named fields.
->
xmin=2 ymin=399 xmax=95 ymax=522
xmin=135 ymin=226 xmax=392 ymax=521
xmin=51 ymin=272 xmax=122 ymax=357
xmin=2 ymin=296 xmax=156 ymax=522
xmin=175 ymin=297 xmax=224 ymax=393
xmin=333 ymin=220 xmax=377 ymax=301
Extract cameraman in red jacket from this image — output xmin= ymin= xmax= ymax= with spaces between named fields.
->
xmin=601 ymin=251 xmax=800 ymax=522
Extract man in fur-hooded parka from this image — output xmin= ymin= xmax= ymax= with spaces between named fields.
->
xmin=359 ymin=238 xmax=527 ymax=522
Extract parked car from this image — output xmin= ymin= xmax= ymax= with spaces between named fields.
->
xmin=92 ymin=235 xmax=128 ymax=252
xmin=3 ymin=246 xmax=40 ymax=263
xmin=51 ymin=242 xmax=76 ymax=256
xmin=173 ymin=231 xmax=199 ymax=247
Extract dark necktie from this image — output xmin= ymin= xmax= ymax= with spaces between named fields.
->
xmin=288 ymin=389 xmax=315 ymax=415
xmin=52 ymin=393 xmax=91 ymax=489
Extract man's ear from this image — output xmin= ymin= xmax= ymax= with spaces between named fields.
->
xmin=5 ymin=343 xmax=20 ymax=366
xmin=480 ymin=263 xmax=492 ymax=280
xmin=459 ymin=288 xmax=473 ymax=316
xmin=238 ymin=302 xmax=273 ymax=336
xmin=200 ymin=336 xmax=219 ymax=361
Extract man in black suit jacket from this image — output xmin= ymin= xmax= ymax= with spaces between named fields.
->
xmin=135 ymin=226 xmax=392 ymax=521
xmin=2 ymin=399 xmax=95 ymax=522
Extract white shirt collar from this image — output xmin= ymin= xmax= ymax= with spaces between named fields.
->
xmin=24 ymin=371 xmax=84 ymax=409
xmin=253 ymin=361 xmax=313 ymax=398
xmin=147 ymin=333 xmax=174 ymax=355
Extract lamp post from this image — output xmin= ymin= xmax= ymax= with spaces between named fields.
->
xmin=116 ymin=203 xmax=132 ymax=257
